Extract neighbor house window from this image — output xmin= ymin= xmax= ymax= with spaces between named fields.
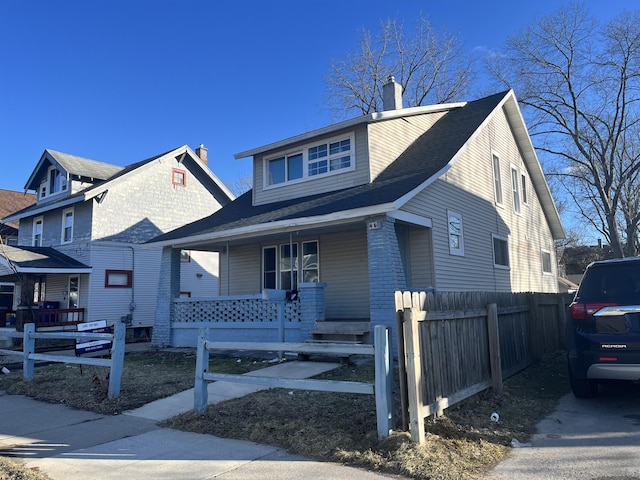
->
xmin=511 ymin=166 xmax=521 ymax=214
xmin=61 ymin=208 xmax=74 ymax=243
xmin=172 ymin=168 xmax=186 ymax=186
xmin=262 ymin=241 xmax=319 ymax=290
xmin=447 ymin=210 xmax=464 ymax=256
xmin=542 ymin=250 xmax=552 ymax=274
xmin=33 ymin=217 xmax=43 ymax=246
xmin=49 ymin=166 xmax=68 ymax=195
xmin=492 ymin=153 xmax=503 ymax=205
xmin=180 ymin=250 xmax=191 ymax=262
xmin=105 ymin=270 xmax=133 ymax=288
xmin=492 ymin=235 xmax=510 ymax=268
xmin=265 ymin=134 xmax=354 ymax=187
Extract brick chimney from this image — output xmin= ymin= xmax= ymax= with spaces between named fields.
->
xmin=382 ymin=75 xmax=403 ymax=111
xmin=195 ymin=144 xmax=208 ymax=166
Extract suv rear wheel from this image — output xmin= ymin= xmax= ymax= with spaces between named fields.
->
xmin=568 ymin=363 xmax=598 ymax=398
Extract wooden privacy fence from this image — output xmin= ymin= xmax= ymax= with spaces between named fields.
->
xmin=395 ymin=290 xmax=570 ymax=443
xmin=0 ymin=322 xmax=126 ymax=399
xmin=194 ymin=325 xmax=394 ymax=439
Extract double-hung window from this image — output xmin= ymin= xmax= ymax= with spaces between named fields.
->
xmin=511 ymin=166 xmax=521 ymax=214
xmin=61 ymin=208 xmax=74 ymax=243
xmin=266 ymin=134 xmax=353 ymax=187
xmin=262 ymin=241 xmax=319 ymax=290
xmin=492 ymin=153 xmax=503 ymax=205
xmin=33 ymin=217 xmax=43 ymax=246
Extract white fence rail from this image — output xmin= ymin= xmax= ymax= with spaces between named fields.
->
xmin=194 ymin=324 xmax=394 ymax=439
xmin=0 ymin=322 xmax=126 ymax=399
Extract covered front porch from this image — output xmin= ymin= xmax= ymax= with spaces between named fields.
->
xmin=0 ymin=245 xmax=91 ymax=330
xmin=151 ymin=212 xmax=434 ymax=348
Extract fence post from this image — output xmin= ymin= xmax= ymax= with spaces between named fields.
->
xmin=107 ymin=321 xmax=126 ymax=399
xmin=23 ymin=323 xmax=35 ymax=381
xmin=486 ymin=303 xmax=503 ymax=395
xmin=394 ymin=291 xmax=409 ymax=431
xmin=374 ymin=325 xmax=393 ymax=438
xmin=194 ymin=328 xmax=210 ymax=413
xmin=404 ymin=305 xmax=425 ymax=444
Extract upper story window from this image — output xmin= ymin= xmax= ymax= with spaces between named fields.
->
xmin=33 ymin=217 xmax=43 ymax=246
xmin=492 ymin=153 xmax=503 ymax=206
xmin=61 ymin=208 xmax=74 ymax=244
xmin=511 ymin=166 xmax=521 ymax=214
xmin=265 ymin=135 xmax=354 ymax=187
xmin=40 ymin=166 xmax=68 ymax=199
xmin=172 ymin=168 xmax=187 ymax=186
xmin=521 ymin=172 xmax=528 ymax=205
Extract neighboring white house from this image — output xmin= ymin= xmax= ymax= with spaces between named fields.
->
xmin=0 ymin=145 xmax=233 ymax=333
xmin=148 ymin=80 xmax=566 ymax=348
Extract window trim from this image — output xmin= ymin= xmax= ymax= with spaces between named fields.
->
xmin=521 ymin=172 xmax=528 ymax=205
xmin=32 ymin=216 xmax=43 ymax=246
xmin=492 ymin=234 xmax=510 ymax=269
xmin=447 ymin=210 xmax=464 ymax=256
xmin=261 ymin=241 xmax=320 ymax=290
xmin=105 ymin=270 xmax=133 ymax=288
xmin=263 ymin=134 xmax=355 ymax=189
xmin=172 ymin=168 xmax=187 ymax=187
xmin=542 ymin=249 xmax=553 ymax=274
xmin=61 ymin=207 xmax=74 ymax=244
xmin=492 ymin=152 xmax=503 ymax=206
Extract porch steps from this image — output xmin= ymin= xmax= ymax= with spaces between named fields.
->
xmin=311 ymin=321 xmax=371 ymax=344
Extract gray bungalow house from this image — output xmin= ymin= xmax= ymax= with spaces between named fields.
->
xmin=0 ymin=145 xmax=233 ymax=333
xmin=149 ymin=81 xmax=565 ymax=348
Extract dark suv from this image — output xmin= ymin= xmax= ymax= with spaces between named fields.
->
xmin=567 ymin=257 xmax=640 ymax=398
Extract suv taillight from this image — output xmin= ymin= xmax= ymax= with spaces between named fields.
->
xmin=570 ymin=302 xmax=618 ymax=320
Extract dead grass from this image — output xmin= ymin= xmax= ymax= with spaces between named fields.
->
xmin=1 ymin=349 xmax=569 ymax=480
xmin=161 ymin=351 xmax=569 ymax=479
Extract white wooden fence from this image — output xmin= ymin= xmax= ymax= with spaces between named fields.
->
xmin=0 ymin=322 xmax=126 ymax=399
xmin=193 ymin=324 xmax=394 ymax=439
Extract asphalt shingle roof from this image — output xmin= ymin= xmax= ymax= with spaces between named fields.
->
xmin=149 ymin=91 xmax=507 ymax=244
xmin=0 ymin=189 xmax=36 ymax=229
xmin=0 ymin=245 xmax=91 ymax=271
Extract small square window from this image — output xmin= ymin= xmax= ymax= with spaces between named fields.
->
xmin=492 ymin=235 xmax=510 ymax=268
xmin=172 ymin=169 xmax=186 ymax=186
xmin=105 ymin=270 xmax=132 ymax=288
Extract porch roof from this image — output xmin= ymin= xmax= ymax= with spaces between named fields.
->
xmin=0 ymin=245 xmax=92 ymax=277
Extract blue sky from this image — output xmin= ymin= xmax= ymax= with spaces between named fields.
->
xmin=0 ymin=0 xmax=634 ymax=196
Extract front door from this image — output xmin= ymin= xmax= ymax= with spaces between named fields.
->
xmin=68 ymin=275 xmax=79 ymax=309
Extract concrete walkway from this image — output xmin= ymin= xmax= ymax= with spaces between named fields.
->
xmin=0 ymin=356 xmax=392 ymax=479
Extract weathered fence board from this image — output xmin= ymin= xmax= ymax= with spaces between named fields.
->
xmin=397 ymin=290 xmax=572 ymax=444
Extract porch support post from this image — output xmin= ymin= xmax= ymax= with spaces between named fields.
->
xmin=297 ymin=282 xmax=326 ymax=342
xmin=152 ymin=246 xmax=181 ymax=347
xmin=366 ymin=215 xmax=407 ymax=357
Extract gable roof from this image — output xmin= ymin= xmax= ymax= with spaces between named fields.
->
xmin=24 ymin=150 xmax=124 ymax=192
xmin=0 ymin=189 xmax=36 ymax=230
xmin=4 ymin=145 xmax=234 ymax=223
xmin=149 ymin=90 xmax=564 ymax=248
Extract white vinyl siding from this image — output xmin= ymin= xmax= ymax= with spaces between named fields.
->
xmin=368 ymin=112 xmax=446 ymax=181
xmin=320 ymin=230 xmax=369 ymax=319
xmin=408 ymin=226 xmax=434 ymax=289
xmin=400 ymin=109 xmax=558 ymax=293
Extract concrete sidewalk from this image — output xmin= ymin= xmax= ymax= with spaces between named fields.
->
xmin=0 ymin=358 xmax=392 ymax=479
